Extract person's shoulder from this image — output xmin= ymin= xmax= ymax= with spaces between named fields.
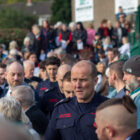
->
xmin=43 ymin=87 xmax=56 ymax=95
xmin=31 ymin=76 xmax=42 ymax=82
xmin=54 ymin=98 xmax=72 ymax=107
xmin=130 ymin=129 xmax=140 ymax=140
xmin=37 ymin=79 xmax=50 ymax=86
xmin=95 ymin=93 xmax=108 ymax=102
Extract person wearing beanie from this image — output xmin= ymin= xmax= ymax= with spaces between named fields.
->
xmin=123 ymin=55 xmax=140 ymax=129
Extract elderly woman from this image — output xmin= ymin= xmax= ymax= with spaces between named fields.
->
xmin=0 ymin=96 xmax=40 ymax=140
xmin=22 ymin=37 xmax=33 ymax=53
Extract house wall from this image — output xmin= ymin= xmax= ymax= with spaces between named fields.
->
xmin=72 ymin=0 xmax=140 ymax=29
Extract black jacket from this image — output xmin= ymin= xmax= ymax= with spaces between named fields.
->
xmin=130 ymin=130 xmax=140 ymax=140
xmin=26 ymin=105 xmax=48 ymax=135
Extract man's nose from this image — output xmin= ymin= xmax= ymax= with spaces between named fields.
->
xmin=14 ymin=75 xmax=19 ymax=80
xmin=123 ymin=74 xmax=126 ymax=81
xmin=75 ymin=80 xmax=81 ymax=88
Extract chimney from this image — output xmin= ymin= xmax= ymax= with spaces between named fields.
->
xmin=27 ymin=0 xmax=33 ymax=7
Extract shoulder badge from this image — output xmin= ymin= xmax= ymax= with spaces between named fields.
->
xmin=44 ymin=87 xmax=55 ymax=93
xmin=55 ymin=98 xmax=71 ymax=107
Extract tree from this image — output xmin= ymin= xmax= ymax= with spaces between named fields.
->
xmin=51 ymin=0 xmax=72 ymax=24
xmin=0 ymin=0 xmax=48 ymax=4
xmin=0 ymin=7 xmax=38 ymax=29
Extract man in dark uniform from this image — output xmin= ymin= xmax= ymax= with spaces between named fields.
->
xmin=41 ymin=64 xmax=71 ymax=119
xmin=44 ymin=60 xmax=107 ymax=140
xmin=36 ymin=56 xmax=60 ymax=97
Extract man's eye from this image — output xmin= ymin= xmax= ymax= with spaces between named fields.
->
xmin=72 ymin=79 xmax=77 ymax=82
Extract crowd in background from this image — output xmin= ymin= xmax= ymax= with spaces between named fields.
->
xmin=0 ymin=6 xmax=139 ymax=140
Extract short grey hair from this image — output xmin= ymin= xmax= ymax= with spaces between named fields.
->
xmin=23 ymin=37 xmax=30 ymax=46
xmin=12 ymin=85 xmax=35 ymax=108
xmin=0 ymin=96 xmax=21 ymax=122
xmin=23 ymin=60 xmax=35 ymax=70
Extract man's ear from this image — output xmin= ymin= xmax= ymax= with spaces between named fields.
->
xmin=113 ymin=72 xmax=117 ymax=80
xmin=106 ymin=126 xmax=115 ymax=138
xmin=94 ymin=76 xmax=98 ymax=85
xmin=136 ymin=77 xmax=140 ymax=82
xmin=56 ymin=74 xmax=58 ymax=81
xmin=4 ymin=72 xmax=7 ymax=80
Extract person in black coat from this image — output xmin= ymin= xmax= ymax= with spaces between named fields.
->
xmin=27 ymin=25 xmax=44 ymax=61
xmin=12 ymin=85 xmax=48 ymax=136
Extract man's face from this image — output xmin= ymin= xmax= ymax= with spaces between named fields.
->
xmin=107 ymin=51 xmax=114 ymax=63
xmin=97 ymin=64 xmax=105 ymax=74
xmin=63 ymin=81 xmax=74 ymax=98
xmin=0 ymin=68 xmax=6 ymax=85
xmin=6 ymin=63 xmax=24 ymax=87
xmin=123 ymin=72 xmax=139 ymax=92
xmin=71 ymin=66 xmax=96 ymax=103
xmin=107 ymin=69 xmax=114 ymax=87
xmin=95 ymin=112 xmax=110 ymax=140
xmin=29 ymin=54 xmax=37 ymax=64
xmin=25 ymin=65 xmax=34 ymax=79
xmin=56 ymin=72 xmax=64 ymax=93
xmin=46 ymin=65 xmax=58 ymax=82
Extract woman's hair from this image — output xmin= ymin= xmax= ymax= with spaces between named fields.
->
xmin=76 ymin=22 xmax=84 ymax=30
xmin=0 ymin=97 xmax=21 ymax=122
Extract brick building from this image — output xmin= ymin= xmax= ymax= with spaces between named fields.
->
xmin=72 ymin=0 xmax=140 ymax=29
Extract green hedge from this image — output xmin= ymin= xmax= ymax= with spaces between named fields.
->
xmin=0 ymin=28 xmax=28 ymax=49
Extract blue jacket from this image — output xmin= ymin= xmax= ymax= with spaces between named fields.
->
xmin=44 ymin=93 xmax=107 ymax=140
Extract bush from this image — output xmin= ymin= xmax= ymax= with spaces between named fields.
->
xmin=0 ymin=7 xmax=38 ymax=29
xmin=0 ymin=28 xmax=28 ymax=49
xmin=0 ymin=7 xmax=38 ymax=49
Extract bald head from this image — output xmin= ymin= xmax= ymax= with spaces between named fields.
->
xmin=97 ymin=105 xmax=137 ymax=130
xmin=95 ymin=96 xmax=137 ymax=139
xmin=6 ymin=61 xmax=24 ymax=88
xmin=72 ymin=60 xmax=97 ymax=78
xmin=56 ymin=64 xmax=72 ymax=93
xmin=57 ymin=64 xmax=72 ymax=76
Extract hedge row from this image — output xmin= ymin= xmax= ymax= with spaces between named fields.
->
xmin=0 ymin=28 xmax=28 ymax=49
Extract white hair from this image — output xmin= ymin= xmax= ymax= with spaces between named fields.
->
xmin=12 ymin=85 xmax=35 ymax=108
xmin=69 ymin=22 xmax=76 ymax=28
xmin=0 ymin=96 xmax=21 ymax=122
xmin=9 ymin=48 xmax=18 ymax=56
xmin=23 ymin=37 xmax=30 ymax=46
xmin=9 ymin=40 xmax=18 ymax=50
xmin=23 ymin=60 xmax=35 ymax=70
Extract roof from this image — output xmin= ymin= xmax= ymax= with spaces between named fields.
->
xmin=0 ymin=1 xmax=53 ymax=16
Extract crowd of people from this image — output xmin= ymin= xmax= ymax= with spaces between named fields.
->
xmin=0 ymin=6 xmax=139 ymax=140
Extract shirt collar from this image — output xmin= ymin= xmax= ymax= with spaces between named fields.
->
xmin=125 ymin=136 xmax=131 ymax=140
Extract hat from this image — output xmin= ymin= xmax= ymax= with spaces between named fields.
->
xmin=123 ymin=55 xmax=140 ymax=77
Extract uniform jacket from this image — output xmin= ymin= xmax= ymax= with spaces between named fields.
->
xmin=41 ymin=87 xmax=65 ymax=119
xmin=36 ymin=79 xmax=58 ymax=97
xmin=130 ymin=130 xmax=140 ymax=140
xmin=45 ymin=93 xmax=107 ymax=140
